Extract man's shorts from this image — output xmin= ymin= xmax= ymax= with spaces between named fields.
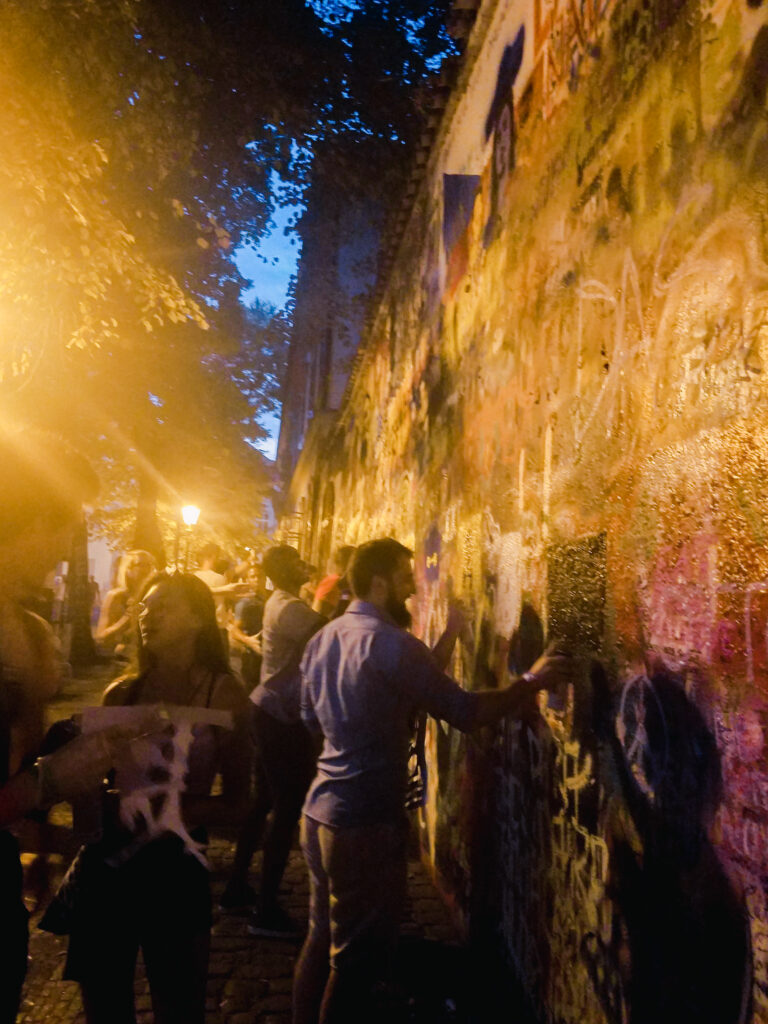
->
xmin=301 ymin=814 xmax=408 ymax=971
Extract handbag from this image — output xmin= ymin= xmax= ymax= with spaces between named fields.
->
xmin=38 ymin=843 xmax=102 ymax=935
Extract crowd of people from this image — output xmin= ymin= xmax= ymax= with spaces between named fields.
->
xmin=0 ymin=433 xmax=572 ymax=1024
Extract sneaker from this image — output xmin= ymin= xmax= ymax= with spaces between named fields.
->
xmin=247 ymin=906 xmax=303 ymax=940
xmin=218 ymin=881 xmax=258 ymax=911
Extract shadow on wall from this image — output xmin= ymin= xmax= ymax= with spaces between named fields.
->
xmin=480 ymin=602 xmax=753 ymax=1024
xmin=591 ymin=664 xmax=752 ymax=1024
xmin=458 ymin=602 xmax=559 ymax=1023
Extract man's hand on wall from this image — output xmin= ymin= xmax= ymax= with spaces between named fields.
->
xmin=445 ymin=598 xmax=472 ymax=646
xmin=524 ymin=645 xmax=573 ymax=692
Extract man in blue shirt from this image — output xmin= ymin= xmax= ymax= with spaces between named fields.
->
xmin=293 ymin=538 xmax=571 ymax=1023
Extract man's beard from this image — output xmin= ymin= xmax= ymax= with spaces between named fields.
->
xmin=386 ymin=589 xmax=412 ymax=629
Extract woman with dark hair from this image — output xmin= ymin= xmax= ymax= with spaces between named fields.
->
xmin=60 ymin=572 xmax=252 ymax=1024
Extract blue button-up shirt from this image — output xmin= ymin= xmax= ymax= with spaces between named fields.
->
xmin=300 ymin=600 xmax=477 ymax=827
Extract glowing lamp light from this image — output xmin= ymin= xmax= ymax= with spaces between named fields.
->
xmin=181 ymin=504 xmax=201 ymax=527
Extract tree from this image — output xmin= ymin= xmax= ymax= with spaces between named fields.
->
xmin=0 ymin=3 xmax=277 ymax=555
xmin=8 ymin=0 xmax=455 ymax=295
xmin=0 ymin=0 xmax=454 ymax=554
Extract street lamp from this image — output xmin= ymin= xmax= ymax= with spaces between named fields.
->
xmin=181 ymin=504 xmax=201 ymax=571
xmin=173 ymin=504 xmax=201 ymax=572
xmin=181 ymin=504 xmax=201 ymax=528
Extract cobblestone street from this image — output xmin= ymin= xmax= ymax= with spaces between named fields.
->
xmin=16 ymin=667 xmax=465 ymax=1024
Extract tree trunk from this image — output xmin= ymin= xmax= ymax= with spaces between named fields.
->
xmin=132 ymin=472 xmax=166 ymax=569
xmin=68 ymin=516 xmax=96 ymax=667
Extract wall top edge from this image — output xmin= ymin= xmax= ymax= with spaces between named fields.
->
xmin=338 ymin=0 xmax=503 ymax=426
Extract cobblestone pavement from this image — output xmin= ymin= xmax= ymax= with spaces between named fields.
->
xmin=16 ymin=666 xmax=464 ymax=1024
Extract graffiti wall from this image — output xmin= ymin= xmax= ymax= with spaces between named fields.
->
xmin=298 ymin=0 xmax=768 ymax=1018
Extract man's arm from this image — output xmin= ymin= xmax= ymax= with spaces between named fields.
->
xmin=394 ymin=634 xmax=570 ymax=732
xmin=472 ymin=675 xmax=546 ymax=725
xmin=431 ymin=600 xmax=471 ymax=672
xmin=468 ymin=648 xmax=571 ymax=727
xmin=300 ymin=687 xmax=322 ymax=737
xmin=207 ymin=582 xmax=253 ymax=598
xmin=299 ymin=636 xmax=324 ymax=737
xmin=228 ymin=622 xmax=262 ymax=654
xmin=0 ymin=717 xmax=167 ymax=828
xmin=94 ymin=589 xmax=130 ymax=644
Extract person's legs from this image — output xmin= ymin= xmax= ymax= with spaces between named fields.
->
xmin=293 ymin=816 xmax=331 ymax=1024
xmin=0 ymin=833 xmax=28 ymax=1024
xmin=223 ymin=757 xmax=271 ymax=904
xmin=142 ymin=926 xmax=210 ymax=1024
xmin=222 ymin=706 xmax=272 ymax=906
xmin=258 ymin=719 xmax=316 ymax=915
xmin=80 ymin=972 xmax=138 ymax=1024
xmin=138 ymin=847 xmax=212 ymax=1024
xmin=0 ymin=901 xmax=28 ymax=1024
xmin=65 ymin=861 xmax=140 ymax=1024
xmin=318 ymin=819 xmax=409 ymax=1024
xmin=75 ymin=925 xmax=139 ymax=1024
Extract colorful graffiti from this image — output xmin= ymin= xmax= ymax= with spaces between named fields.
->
xmin=294 ymin=0 xmax=768 ymax=1018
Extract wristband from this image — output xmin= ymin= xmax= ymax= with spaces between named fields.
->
xmin=522 ymin=671 xmax=537 ymax=685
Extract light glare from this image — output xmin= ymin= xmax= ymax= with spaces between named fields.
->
xmin=181 ymin=504 xmax=200 ymax=526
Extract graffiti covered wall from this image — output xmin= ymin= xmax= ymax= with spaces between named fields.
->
xmin=298 ymin=0 xmax=768 ymax=1019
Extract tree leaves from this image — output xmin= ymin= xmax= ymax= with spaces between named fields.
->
xmin=0 ymin=0 xmax=453 ymax=548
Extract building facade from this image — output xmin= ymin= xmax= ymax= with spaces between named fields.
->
xmin=275 ymin=187 xmax=379 ymax=571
